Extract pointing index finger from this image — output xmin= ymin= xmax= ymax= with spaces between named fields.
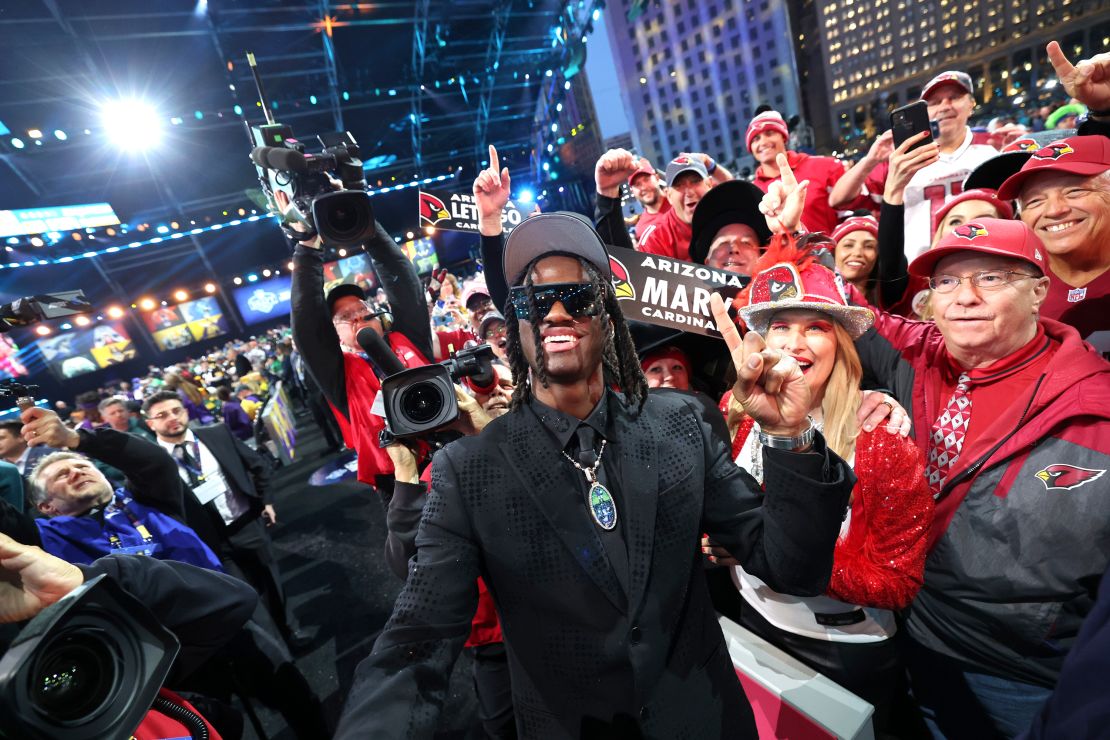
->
xmin=488 ymin=145 xmax=501 ymax=186
xmin=777 ymin=152 xmax=797 ymax=188
xmin=1046 ymin=41 xmax=1076 ymax=79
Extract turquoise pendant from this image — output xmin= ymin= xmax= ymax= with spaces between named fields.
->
xmin=589 ymin=482 xmax=618 ymax=530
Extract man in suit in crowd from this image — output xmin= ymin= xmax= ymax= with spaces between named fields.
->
xmin=141 ymin=389 xmax=311 ymax=650
xmin=0 ymin=420 xmax=53 ymax=477
xmin=335 ymin=213 xmax=855 ymax=739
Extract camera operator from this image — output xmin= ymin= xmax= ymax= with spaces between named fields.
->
xmin=0 ymin=533 xmax=257 ymax=739
xmin=284 ymin=187 xmax=466 ymax=485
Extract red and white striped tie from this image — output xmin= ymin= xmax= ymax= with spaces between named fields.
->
xmin=925 ymin=373 xmax=972 ymax=497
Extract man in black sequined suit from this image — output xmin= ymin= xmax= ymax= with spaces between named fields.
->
xmin=335 ymin=213 xmax=854 ymax=739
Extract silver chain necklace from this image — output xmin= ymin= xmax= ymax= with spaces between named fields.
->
xmin=561 ymin=439 xmax=618 ymax=530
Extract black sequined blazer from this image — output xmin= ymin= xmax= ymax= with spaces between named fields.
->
xmin=336 ymin=391 xmax=853 ymax=739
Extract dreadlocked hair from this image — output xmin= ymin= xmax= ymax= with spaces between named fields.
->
xmin=505 ymin=256 xmax=648 ymax=413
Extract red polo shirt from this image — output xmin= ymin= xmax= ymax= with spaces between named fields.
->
xmin=754 ymin=150 xmax=866 ymax=235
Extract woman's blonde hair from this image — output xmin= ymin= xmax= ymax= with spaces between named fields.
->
xmin=819 ymin=321 xmax=863 ymax=460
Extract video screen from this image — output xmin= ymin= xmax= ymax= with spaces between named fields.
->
xmin=323 ymin=253 xmax=379 ymax=295
xmin=402 ymin=237 xmax=439 ymax=274
xmin=232 ymin=275 xmax=292 ymax=326
xmin=141 ymin=296 xmax=229 ymax=351
xmin=0 ymin=335 xmax=28 ymax=380
xmin=37 ymin=322 xmax=136 ymax=380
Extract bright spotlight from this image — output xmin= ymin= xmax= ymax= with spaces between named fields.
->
xmin=106 ymin=305 xmax=125 ymax=319
xmin=233 ymin=276 xmax=243 ymax=285
xmin=11 ymin=138 xmax=24 ymax=149
xmin=138 ymin=297 xmax=156 ymax=311
xmin=204 ymin=282 xmax=216 ymax=293
xmin=173 ymin=289 xmax=189 ymax=301
xmin=518 ymin=189 xmax=534 ymax=204
xmin=75 ymin=315 xmax=91 ymax=327
xmin=262 ymin=269 xmax=272 ymax=277
xmin=101 ymin=99 xmax=163 ymax=150
xmin=54 ymin=130 xmax=67 ymax=141
xmin=35 ymin=325 xmax=51 ymax=336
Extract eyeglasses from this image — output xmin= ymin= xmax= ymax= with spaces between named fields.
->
xmin=482 ymin=324 xmax=507 ymax=341
xmin=928 ymin=270 xmax=1038 ymax=294
xmin=333 ymin=303 xmax=385 ymax=325
xmin=508 ymin=282 xmax=600 ymax=321
xmin=147 ymin=406 xmax=187 ymax=421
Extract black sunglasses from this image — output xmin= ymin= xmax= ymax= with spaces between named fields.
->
xmin=508 ymin=282 xmax=600 ymax=321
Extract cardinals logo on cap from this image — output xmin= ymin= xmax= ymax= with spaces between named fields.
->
xmin=1032 ymin=142 xmax=1075 ymax=161
xmin=751 ymin=263 xmax=802 ymax=304
xmin=1003 ymin=138 xmax=1041 ymax=154
xmin=609 ymin=256 xmax=635 ymax=300
xmin=419 ymin=192 xmax=451 ymax=226
xmin=953 ymin=223 xmax=989 ymax=240
xmin=671 ymin=156 xmax=692 ymax=165
xmin=1035 ymin=464 xmax=1105 ymax=491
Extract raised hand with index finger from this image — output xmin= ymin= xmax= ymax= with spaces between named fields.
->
xmin=709 ymin=293 xmax=812 ymax=440
xmin=758 ymin=152 xmax=809 ymax=235
xmin=474 ymin=144 xmax=512 ymax=237
xmin=1047 ymin=40 xmax=1110 ymax=113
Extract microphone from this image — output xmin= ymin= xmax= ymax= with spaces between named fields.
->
xmin=357 ymin=327 xmax=405 ymax=379
xmin=250 ymin=146 xmax=308 ymax=172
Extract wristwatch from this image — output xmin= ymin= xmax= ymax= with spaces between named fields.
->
xmin=757 ymin=420 xmax=816 ymax=450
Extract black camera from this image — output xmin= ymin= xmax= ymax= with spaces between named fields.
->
xmin=0 ymin=291 xmax=92 ymax=333
xmin=245 ymin=52 xmax=375 ymax=247
xmin=381 ymin=344 xmax=498 ymax=438
xmin=0 ymin=575 xmax=178 ymax=740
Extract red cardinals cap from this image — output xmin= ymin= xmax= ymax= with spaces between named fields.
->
xmin=739 ymin=260 xmax=874 ymax=339
xmin=745 ymin=111 xmax=790 ymax=152
xmin=664 ymin=156 xmax=709 ymax=187
xmin=996 ymin=135 xmax=1110 ymax=200
xmin=503 ymin=211 xmax=612 ymax=286
xmin=962 ymin=129 xmax=1078 ymax=191
xmin=908 ymin=218 xmax=1047 ymax=277
xmin=920 ymin=71 xmax=974 ymax=100
xmin=628 ymin=158 xmax=657 ymax=187
xmin=640 ymin=345 xmax=692 ymax=375
xmin=930 ymin=189 xmax=1014 ymax=235
xmin=461 ymin=277 xmax=491 ymax=310
xmin=831 ymin=216 xmax=879 ymax=245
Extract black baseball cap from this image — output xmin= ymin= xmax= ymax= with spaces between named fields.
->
xmin=325 ymin=283 xmax=368 ymax=315
xmin=689 ymin=180 xmax=772 ymax=265
xmin=503 ymin=212 xmax=612 ymax=286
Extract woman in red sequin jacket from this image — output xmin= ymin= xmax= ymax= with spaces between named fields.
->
xmin=712 ymin=239 xmax=933 ymax=723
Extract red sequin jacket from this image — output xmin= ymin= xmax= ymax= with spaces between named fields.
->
xmin=722 ymin=398 xmax=932 ymax=610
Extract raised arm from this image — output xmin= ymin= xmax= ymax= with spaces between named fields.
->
xmin=829 ymin=131 xmax=892 ymax=209
xmin=291 ymin=242 xmax=350 ymax=416
xmin=594 ymin=148 xmax=638 ymax=250
xmin=363 ymin=221 xmax=434 ymax=363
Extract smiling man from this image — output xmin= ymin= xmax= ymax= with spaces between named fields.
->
xmin=997 ymin=134 xmax=1110 ymax=356
xmin=336 ymin=212 xmax=854 ymax=739
xmin=852 ymin=216 xmax=1110 ymax=737
xmin=635 ymin=155 xmax=733 ymax=261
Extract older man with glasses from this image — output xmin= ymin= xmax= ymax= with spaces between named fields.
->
xmin=852 ymin=216 xmax=1110 ymax=737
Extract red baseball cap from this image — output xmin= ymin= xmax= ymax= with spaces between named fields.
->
xmin=627 ymin=158 xmax=657 ymax=187
xmin=920 ymin=71 xmax=974 ymax=100
xmin=930 ymin=189 xmax=1014 ymax=235
xmin=908 ymin=218 xmax=1047 ymax=278
xmin=996 ymin=135 xmax=1110 ymax=200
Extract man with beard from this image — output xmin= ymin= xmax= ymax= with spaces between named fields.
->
xmin=625 ymin=158 xmax=671 ymax=246
xmin=335 ymin=212 xmax=853 ymax=739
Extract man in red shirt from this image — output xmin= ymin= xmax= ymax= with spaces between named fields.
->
xmin=747 ymin=110 xmax=861 ymax=235
xmin=626 ymin=158 xmax=672 ymax=246
xmin=997 ymin=134 xmax=1109 ymax=357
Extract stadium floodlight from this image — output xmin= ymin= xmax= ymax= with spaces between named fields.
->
xmin=101 ymin=99 xmax=163 ymax=150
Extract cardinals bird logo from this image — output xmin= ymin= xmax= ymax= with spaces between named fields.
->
xmin=1035 ymin=464 xmax=1106 ymax=491
xmin=751 ymin=263 xmax=802 ymax=304
xmin=671 ymin=156 xmax=692 ymax=165
xmin=609 ymin=256 xmax=635 ymax=300
xmin=1032 ymin=142 xmax=1075 ymax=161
xmin=419 ymin=192 xmax=451 ymax=226
xmin=1003 ymin=138 xmax=1041 ymax=154
xmin=953 ymin=223 xmax=989 ymax=240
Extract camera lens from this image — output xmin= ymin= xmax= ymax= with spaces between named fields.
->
xmin=400 ymin=381 xmax=445 ymax=424
xmin=314 ymin=191 xmax=375 ymax=246
xmin=30 ymin=631 xmax=118 ymax=722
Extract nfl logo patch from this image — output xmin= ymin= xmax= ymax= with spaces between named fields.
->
xmin=1067 ymin=287 xmax=1087 ymax=303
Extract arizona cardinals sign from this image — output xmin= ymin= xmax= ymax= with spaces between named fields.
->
xmin=606 ymin=245 xmax=749 ymax=338
xmin=418 ymin=188 xmax=528 ymax=235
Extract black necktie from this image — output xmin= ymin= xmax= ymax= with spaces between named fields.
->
xmin=173 ymin=443 xmax=201 ymax=487
xmin=575 ymin=425 xmax=599 ymax=468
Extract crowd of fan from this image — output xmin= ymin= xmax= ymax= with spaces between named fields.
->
xmin=1 ymin=37 xmax=1108 ymax=740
